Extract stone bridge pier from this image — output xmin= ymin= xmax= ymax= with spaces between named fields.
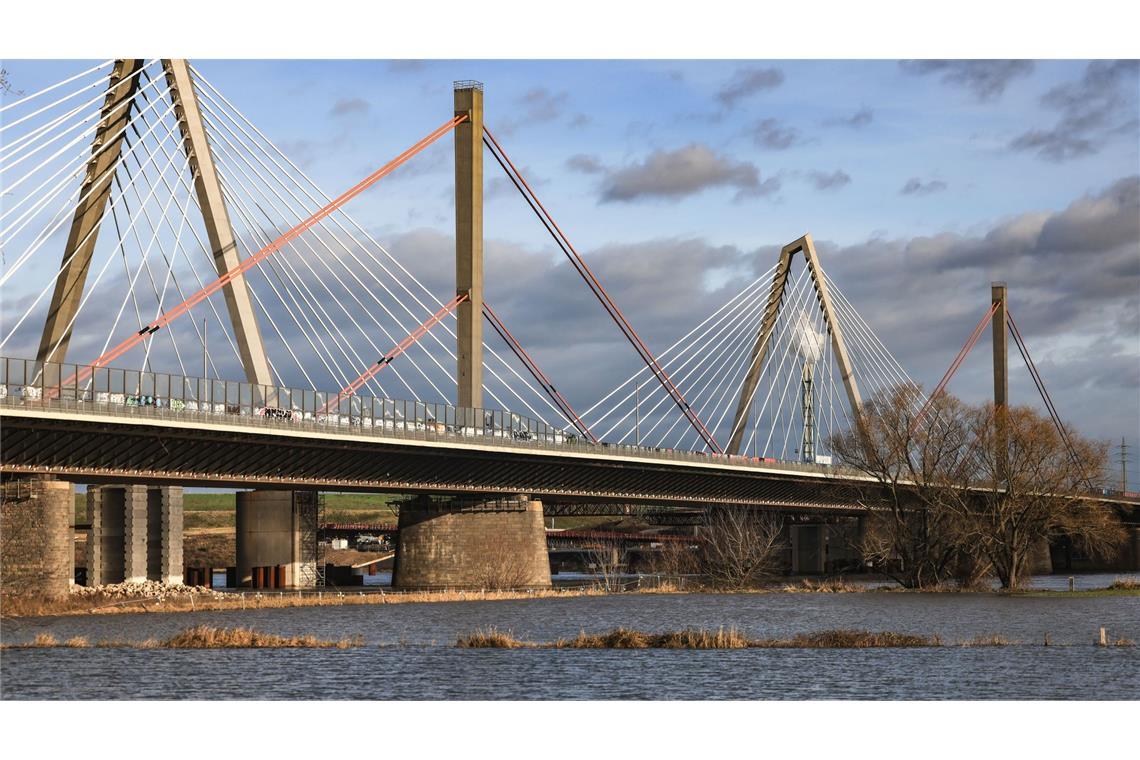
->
xmin=392 ymin=494 xmax=551 ymax=590
xmin=0 ymin=475 xmax=74 ymax=598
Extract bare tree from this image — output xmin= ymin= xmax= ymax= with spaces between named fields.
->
xmin=587 ymin=539 xmax=625 ymax=591
xmin=699 ymin=507 xmax=785 ymax=589
xmin=474 ymin=542 xmax=535 ymax=590
xmin=956 ymin=403 xmax=1124 ymax=589
xmin=647 ymin=537 xmax=700 ymax=578
xmin=829 ymin=384 xmax=974 ymax=588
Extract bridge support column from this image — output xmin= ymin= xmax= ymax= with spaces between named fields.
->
xmin=790 ymin=524 xmax=826 ymax=574
xmin=87 ymin=485 xmax=182 ymax=585
xmin=235 ymin=490 xmax=317 ymax=588
xmin=1027 ymin=536 xmax=1053 ymax=576
xmin=392 ymin=495 xmax=551 ymax=590
xmin=148 ymin=486 xmax=183 ymax=584
xmin=0 ymin=476 xmax=74 ymax=598
xmin=1131 ymin=527 xmax=1140 ymax=571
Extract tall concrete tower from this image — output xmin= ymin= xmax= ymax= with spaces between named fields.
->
xmin=454 ymin=81 xmax=484 ymax=410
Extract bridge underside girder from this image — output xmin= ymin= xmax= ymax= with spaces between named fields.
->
xmin=1 ymin=415 xmax=869 ymax=511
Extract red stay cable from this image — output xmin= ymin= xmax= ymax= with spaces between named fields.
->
xmin=482 ymin=126 xmax=722 ymax=453
xmin=910 ymin=301 xmax=999 ymax=434
xmin=61 ymin=114 xmax=469 ymax=391
xmin=324 ymin=292 xmax=469 ymax=412
xmin=483 ymin=301 xmax=597 ymax=442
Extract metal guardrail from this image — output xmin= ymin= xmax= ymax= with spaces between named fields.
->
xmin=0 ymin=355 xmax=844 ymax=478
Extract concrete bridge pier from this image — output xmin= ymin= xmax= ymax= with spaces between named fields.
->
xmin=790 ymin=524 xmax=827 ymax=574
xmin=392 ymin=494 xmax=551 ymax=590
xmin=235 ymin=490 xmax=318 ymax=588
xmin=87 ymin=485 xmax=183 ymax=586
xmin=0 ymin=475 xmax=74 ymax=598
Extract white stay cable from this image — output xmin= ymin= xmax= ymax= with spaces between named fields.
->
xmin=0 ymin=60 xmax=114 ymax=114
xmin=600 ymin=282 xmax=765 ymax=442
xmin=0 ymin=87 xmax=176 ymax=289
xmin=586 ymin=272 xmax=771 ymax=434
xmin=195 ymin=86 xmax=557 ymax=421
xmin=723 ymin=264 xmax=813 ymax=450
xmin=1 ymin=105 xmax=181 ymax=350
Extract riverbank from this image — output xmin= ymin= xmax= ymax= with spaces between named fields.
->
xmin=3 ymin=575 xmax=1137 ymax=620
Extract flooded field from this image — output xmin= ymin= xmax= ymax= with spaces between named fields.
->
xmin=3 ymin=579 xmax=1138 ymax=699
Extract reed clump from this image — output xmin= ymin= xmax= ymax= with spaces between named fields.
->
xmin=1109 ymin=577 xmax=1140 ymax=591
xmin=4 ymin=626 xmax=362 ymax=650
xmin=457 ymin=627 xmax=943 ymax=649
xmin=960 ymin=634 xmax=1015 ymax=647
xmin=780 ymin=578 xmax=863 ymax=594
xmin=456 ymin=627 xmax=526 ymax=649
xmin=751 ymin=629 xmax=942 ymax=648
xmin=160 ymin=625 xmax=361 ymax=649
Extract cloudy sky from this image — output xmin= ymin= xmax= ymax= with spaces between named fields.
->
xmin=3 ymin=59 xmax=1138 ymax=484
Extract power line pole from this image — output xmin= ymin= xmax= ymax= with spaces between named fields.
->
xmin=1116 ymin=437 xmax=1130 ymax=492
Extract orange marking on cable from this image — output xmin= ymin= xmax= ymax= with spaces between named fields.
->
xmin=322 ymin=292 xmax=468 ymax=413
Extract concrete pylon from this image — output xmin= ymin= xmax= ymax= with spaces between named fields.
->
xmin=37 ymin=59 xmax=144 ymax=368
xmin=37 ymin=59 xmax=272 ymax=388
xmin=992 ymin=282 xmax=1009 ymax=481
xmin=163 ymin=60 xmax=272 ymax=387
xmin=727 ymin=234 xmax=863 ymax=455
xmin=454 ymin=81 xmax=484 ymax=412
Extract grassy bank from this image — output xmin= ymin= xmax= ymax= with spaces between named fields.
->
xmin=0 ymin=585 xmax=620 ymax=619
xmin=4 ymin=576 xmax=1137 ymax=620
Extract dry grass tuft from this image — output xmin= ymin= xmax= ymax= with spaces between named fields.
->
xmin=555 ymin=628 xmax=654 ymax=649
xmin=1109 ymin=577 xmax=1140 ymax=591
xmin=656 ymin=627 xmax=751 ymax=649
xmin=1114 ymin=637 xmax=1136 ymax=647
xmin=960 ymin=634 xmax=1015 ymax=647
xmin=752 ymin=629 xmax=943 ymax=648
xmin=32 ymin=633 xmax=57 ymax=647
xmin=459 ymin=626 xmax=942 ymax=649
xmin=780 ymin=578 xmax=863 ymax=594
xmin=456 ymin=627 xmax=526 ymax=649
xmin=160 ymin=625 xmax=361 ymax=649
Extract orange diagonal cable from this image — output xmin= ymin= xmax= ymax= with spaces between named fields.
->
xmin=322 ymin=292 xmax=468 ymax=413
xmin=61 ymin=114 xmax=468 ymax=391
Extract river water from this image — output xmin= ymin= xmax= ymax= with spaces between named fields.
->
xmin=3 ymin=577 xmax=1138 ymax=700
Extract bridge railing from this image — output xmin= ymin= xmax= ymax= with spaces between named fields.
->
xmin=0 ymin=356 xmax=571 ymax=442
xmin=0 ymin=355 xmax=844 ymax=476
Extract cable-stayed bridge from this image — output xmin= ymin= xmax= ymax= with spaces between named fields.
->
xmin=2 ymin=60 xmax=1133 ymax=592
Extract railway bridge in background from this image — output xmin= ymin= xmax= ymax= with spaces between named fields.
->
xmin=2 ymin=60 xmax=1137 ymax=595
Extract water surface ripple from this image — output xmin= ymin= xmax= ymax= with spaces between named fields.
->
xmin=3 ymin=590 xmax=1138 ymax=699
